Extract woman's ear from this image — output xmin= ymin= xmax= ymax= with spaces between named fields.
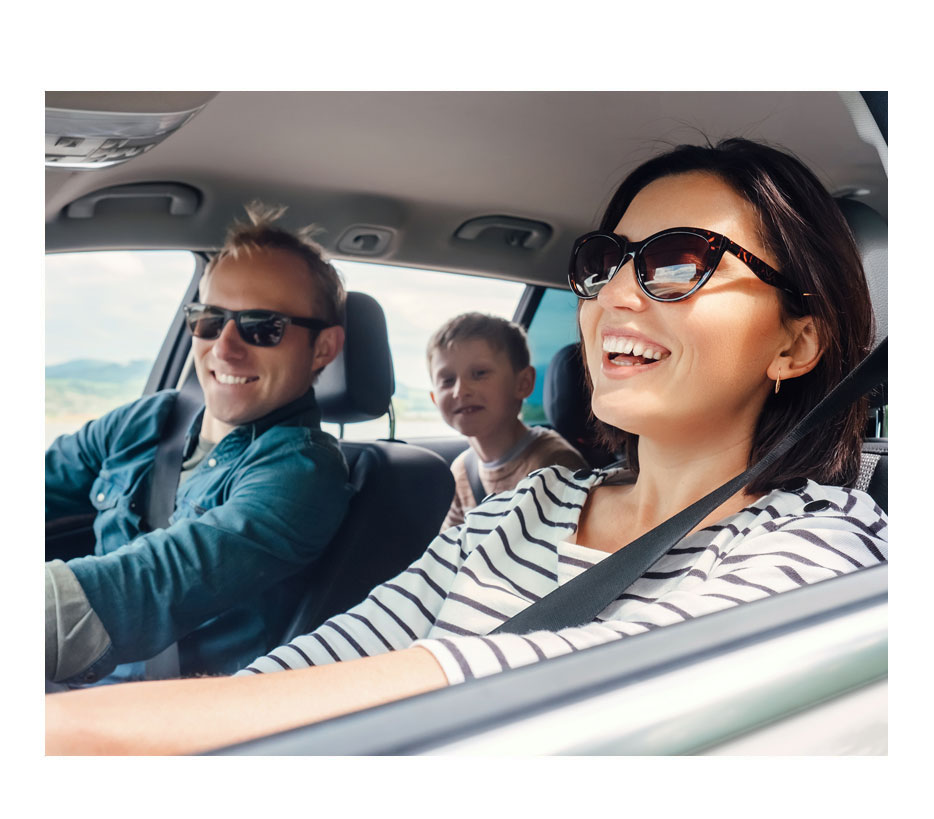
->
xmin=767 ymin=316 xmax=823 ymax=382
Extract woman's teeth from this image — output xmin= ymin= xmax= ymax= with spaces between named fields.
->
xmin=602 ymin=336 xmax=669 ymax=361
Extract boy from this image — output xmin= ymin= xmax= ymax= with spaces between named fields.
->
xmin=427 ymin=312 xmax=588 ymax=530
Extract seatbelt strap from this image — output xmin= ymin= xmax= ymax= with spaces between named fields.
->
xmin=492 ymin=337 xmax=888 ymax=636
xmin=143 ymin=387 xmax=203 ymax=679
xmin=463 ymin=448 xmax=487 ymax=506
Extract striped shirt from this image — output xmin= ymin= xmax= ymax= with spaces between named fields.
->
xmin=238 ymin=465 xmax=888 ymax=685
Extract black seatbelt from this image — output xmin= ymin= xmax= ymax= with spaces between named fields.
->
xmin=492 ymin=337 xmax=888 ymax=636
xmin=463 ymin=448 xmax=486 ymax=506
xmin=143 ymin=386 xmax=203 ymax=679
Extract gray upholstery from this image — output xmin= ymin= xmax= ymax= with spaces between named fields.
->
xmin=836 ymin=198 xmax=888 ymax=344
xmin=837 ymin=198 xmax=887 ymax=513
xmin=544 ymin=343 xmax=618 ymax=467
xmin=859 ymin=439 xmax=888 ymax=513
xmin=280 ymin=290 xmax=454 ymax=640
xmin=316 ymin=291 xmax=395 ymax=423
xmin=543 ymin=344 xmax=587 ymax=444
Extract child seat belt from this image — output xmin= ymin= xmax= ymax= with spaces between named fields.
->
xmin=142 ymin=387 xmax=203 ymax=679
xmin=463 ymin=449 xmax=487 ymax=506
xmin=492 ymin=337 xmax=888 ymax=636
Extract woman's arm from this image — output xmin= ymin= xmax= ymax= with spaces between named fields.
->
xmin=45 ymin=646 xmax=447 ymax=755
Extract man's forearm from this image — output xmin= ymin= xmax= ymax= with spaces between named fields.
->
xmin=45 ymin=646 xmax=448 ymax=755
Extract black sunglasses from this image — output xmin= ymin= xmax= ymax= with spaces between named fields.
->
xmin=183 ymin=303 xmax=332 ymax=347
xmin=569 ymin=226 xmax=806 ymax=303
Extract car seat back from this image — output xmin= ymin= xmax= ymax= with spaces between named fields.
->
xmin=837 ymin=198 xmax=887 ymax=512
xmin=543 ymin=343 xmax=619 ymax=467
xmin=278 ymin=291 xmax=454 ymax=641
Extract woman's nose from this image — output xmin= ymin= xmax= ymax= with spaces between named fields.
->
xmin=596 ymin=258 xmax=648 ymax=311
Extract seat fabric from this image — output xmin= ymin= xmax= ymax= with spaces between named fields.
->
xmin=543 ymin=343 xmax=619 ymax=468
xmin=279 ymin=290 xmax=454 ymax=642
xmin=836 ymin=198 xmax=888 ymax=512
xmin=279 ymin=440 xmax=454 ymax=641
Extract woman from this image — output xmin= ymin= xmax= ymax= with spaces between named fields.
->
xmin=46 ymin=138 xmax=887 ymax=754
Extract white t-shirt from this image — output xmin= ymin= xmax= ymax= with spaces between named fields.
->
xmin=238 ymin=465 xmax=888 ymax=684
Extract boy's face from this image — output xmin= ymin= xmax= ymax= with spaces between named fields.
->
xmin=429 ymin=338 xmax=535 ymax=439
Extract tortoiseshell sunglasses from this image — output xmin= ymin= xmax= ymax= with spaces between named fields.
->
xmin=569 ymin=226 xmax=806 ymax=302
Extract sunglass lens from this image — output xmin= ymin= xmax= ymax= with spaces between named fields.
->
xmin=641 ymin=233 xmax=711 ymax=300
xmin=238 ymin=311 xmax=287 ymax=346
xmin=574 ymin=235 xmax=622 ymax=297
xmin=186 ymin=306 xmax=226 ymax=339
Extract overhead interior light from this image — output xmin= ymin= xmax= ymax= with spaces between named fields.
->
xmin=45 ymin=104 xmax=207 ymax=170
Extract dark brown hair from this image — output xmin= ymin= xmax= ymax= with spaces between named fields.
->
xmin=587 ymin=138 xmax=874 ymax=492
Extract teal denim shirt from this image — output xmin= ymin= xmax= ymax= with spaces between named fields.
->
xmin=45 ymin=388 xmax=352 ymax=683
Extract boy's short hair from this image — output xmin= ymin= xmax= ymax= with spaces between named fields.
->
xmin=203 ymin=201 xmax=346 ymax=327
xmin=427 ymin=312 xmax=530 ymax=373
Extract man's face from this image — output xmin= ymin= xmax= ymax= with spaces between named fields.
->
xmin=192 ymin=247 xmax=342 ymax=442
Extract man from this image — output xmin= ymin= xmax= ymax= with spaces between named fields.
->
xmin=45 ymin=203 xmax=352 ymax=686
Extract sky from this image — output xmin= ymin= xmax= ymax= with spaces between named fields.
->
xmin=43 ymin=251 xmax=526 ymax=395
xmin=44 ymin=250 xmax=196 ymax=366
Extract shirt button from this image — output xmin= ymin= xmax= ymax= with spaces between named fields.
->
xmin=96 ymin=492 xmax=106 ymax=502
xmin=207 ymin=458 xmax=217 ymax=467
xmin=782 ymin=477 xmax=808 ymax=492
xmin=803 ymin=499 xmax=831 ymax=513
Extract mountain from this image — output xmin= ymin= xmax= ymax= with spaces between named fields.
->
xmin=45 ymin=358 xmax=153 ymax=383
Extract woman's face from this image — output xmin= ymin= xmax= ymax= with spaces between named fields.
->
xmin=579 ymin=171 xmax=793 ymax=447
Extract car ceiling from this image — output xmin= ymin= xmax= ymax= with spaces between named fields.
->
xmin=45 ymin=91 xmax=887 ymax=289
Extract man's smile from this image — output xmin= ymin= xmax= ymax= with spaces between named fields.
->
xmin=213 ymin=370 xmax=260 ymax=385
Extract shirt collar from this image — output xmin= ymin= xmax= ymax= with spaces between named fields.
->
xmin=186 ymin=387 xmax=322 ymax=448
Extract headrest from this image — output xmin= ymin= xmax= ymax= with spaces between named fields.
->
xmin=543 ymin=343 xmax=620 ymax=467
xmin=544 ymin=343 xmax=588 ymax=436
xmin=835 ymin=198 xmax=887 ymax=344
xmin=316 ymin=291 xmax=395 ymax=424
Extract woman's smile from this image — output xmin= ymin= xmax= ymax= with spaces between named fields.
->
xmin=601 ymin=329 xmax=671 ymax=376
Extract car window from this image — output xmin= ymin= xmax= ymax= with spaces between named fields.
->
xmin=45 ymin=250 xmax=196 ymax=447
xmin=326 ymin=260 xmax=524 ymax=439
xmin=522 ymin=287 xmax=581 ymax=425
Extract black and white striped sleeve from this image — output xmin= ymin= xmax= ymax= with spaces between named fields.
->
xmin=414 ymin=493 xmax=888 ymax=685
xmin=235 ymin=524 xmax=469 ymax=675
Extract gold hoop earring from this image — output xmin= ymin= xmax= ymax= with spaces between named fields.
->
xmin=774 ymin=369 xmax=782 ymax=395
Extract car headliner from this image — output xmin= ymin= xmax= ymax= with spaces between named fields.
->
xmin=45 ymin=91 xmax=886 ymax=288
